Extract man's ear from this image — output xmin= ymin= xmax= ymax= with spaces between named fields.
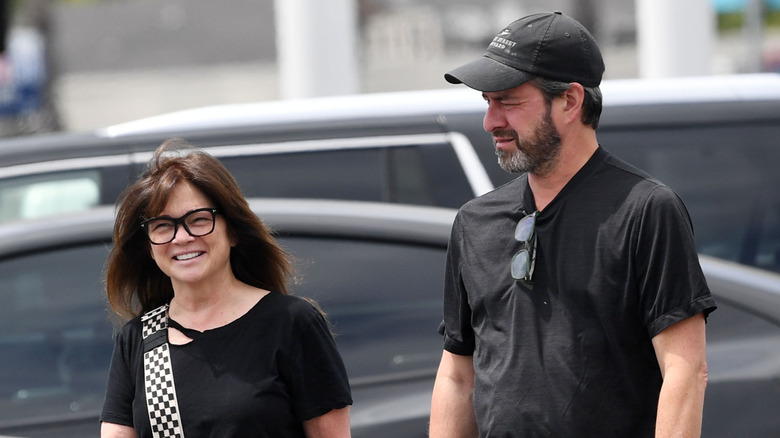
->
xmin=561 ymin=82 xmax=586 ymax=123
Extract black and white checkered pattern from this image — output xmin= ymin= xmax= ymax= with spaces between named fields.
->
xmin=142 ymin=304 xmax=169 ymax=339
xmin=142 ymin=304 xmax=185 ymax=438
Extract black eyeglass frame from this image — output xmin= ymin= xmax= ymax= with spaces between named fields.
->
xmin=140 ymin=207 xmax=219 ymax=245
xmin=511 ymin=211 xmax=538 ymax=284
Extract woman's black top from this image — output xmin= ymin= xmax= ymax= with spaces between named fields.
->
xmin=100 ymin=292 xmax=352 ymax=437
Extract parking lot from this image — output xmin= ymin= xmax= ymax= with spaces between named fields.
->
xmin=0 ymin=73 xmax=778 ymax=436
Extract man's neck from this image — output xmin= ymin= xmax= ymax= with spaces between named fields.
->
xmin=528 ymin=132 xmax=599 ymax=211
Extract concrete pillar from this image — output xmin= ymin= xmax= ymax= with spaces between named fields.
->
xmin=743 ymin=0 xmax=765 ymax=72
xmin=636 ymin=0 xmax=716 ymax=78
xmin=274 ymin=0 xmax=359 ymax=99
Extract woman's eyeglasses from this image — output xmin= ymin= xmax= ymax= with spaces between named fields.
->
xmin=511 ymin=211 xmax=538 ymax=283
xmin=140 ymin=207 xmax=219 ymax=245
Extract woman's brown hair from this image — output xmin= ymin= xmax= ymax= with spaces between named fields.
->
xmin=105 ymin=138 xmax=293 ymax=321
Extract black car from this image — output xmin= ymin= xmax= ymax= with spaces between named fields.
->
xmin=0 ymin=199 xmax=778 ymax=437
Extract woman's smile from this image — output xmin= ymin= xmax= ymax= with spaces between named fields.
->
xmin=174 ymin=251 xmax=204 ymax=261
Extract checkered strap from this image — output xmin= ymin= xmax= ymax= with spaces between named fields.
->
xmin=142 ymin=304 xmax=185 ymax=438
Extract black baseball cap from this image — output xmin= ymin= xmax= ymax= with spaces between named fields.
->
xmin=445 ymin=12 xmax=604 ymax=92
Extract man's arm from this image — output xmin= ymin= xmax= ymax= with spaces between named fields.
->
xmin=429 ymin=350 xmax=479 ymax=438
xmin=651 ymin=313 xmax=708 ymax=438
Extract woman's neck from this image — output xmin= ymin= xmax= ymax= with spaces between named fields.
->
xmin=168 ymin=277 xmax=268 ymax=332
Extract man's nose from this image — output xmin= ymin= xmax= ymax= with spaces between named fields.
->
xmin=483 ymin=102 xmax=506 ymax=133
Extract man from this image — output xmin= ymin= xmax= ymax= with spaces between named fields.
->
xmin=430 ymin=12 xmax=716 ymax=438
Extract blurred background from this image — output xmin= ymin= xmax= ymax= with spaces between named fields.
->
xmin=0 ymin=0 xmax=778 ymax=136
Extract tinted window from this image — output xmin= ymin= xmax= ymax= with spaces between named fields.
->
xmin=277 ymin=235 xmax=446 ymax=380
xmin=0 ymin=170 xmax=101 ymax=222
xmin=0 ymin=242 xmax=113 ymax=426
xmin=220 ymin=143 xmax=474 ymax=209
xmin=391 ymin=143 xmax=474 ymax=208
xmin=0 ymin=164 xmax=132 ymax=224
xmin=602 ymin=122 xmax=780 ymax=274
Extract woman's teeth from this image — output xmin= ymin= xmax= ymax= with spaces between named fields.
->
xmin=175 ymin=252 xmax=202 ymax=261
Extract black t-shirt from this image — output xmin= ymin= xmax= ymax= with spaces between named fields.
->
xmin=440 ymin=147 xmax=716 ymax=437
xmin=101 ymin=292 xmax=352 ymax=437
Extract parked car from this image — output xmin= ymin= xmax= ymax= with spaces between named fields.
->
xmin=0 ymin=74 xmax=778 ymax=274
xmin=0 ymin=199 xmax=778 ymax=437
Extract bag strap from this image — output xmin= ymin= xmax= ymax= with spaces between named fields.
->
xmin=142 ymin=303 xmax=185 ymax=438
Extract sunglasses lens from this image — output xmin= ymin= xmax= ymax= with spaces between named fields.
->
xmin=515 ymin=214 xmax=535 ymax=241
xmin=511 ymin=250 xmax=529 ymax=280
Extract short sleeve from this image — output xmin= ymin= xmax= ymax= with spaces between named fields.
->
xmin=282 ymin=299 xmax=353 ymax=421
xmin=99 ymin=319 xmax=142 ymax=427
xmin=440 ymin=212 xmax=476 ymax=356
xmin=634 ymin=186 xmax=717 ymax=337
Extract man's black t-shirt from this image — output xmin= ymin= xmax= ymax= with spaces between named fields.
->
xmin=440 ymin=147 xmax=716 ymax=437
xmin=101 ymin=292 xmax=352 ymax=437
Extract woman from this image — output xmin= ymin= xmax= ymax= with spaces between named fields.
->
xmin=100 ymin=138 xmax=352 ymax=437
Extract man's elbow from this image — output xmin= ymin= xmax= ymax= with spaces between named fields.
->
xmin=697 ymin=360 xmax=709 ymax=390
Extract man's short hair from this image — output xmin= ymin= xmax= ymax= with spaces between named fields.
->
xmin=532 ymin=77 xmax=603 ymax=130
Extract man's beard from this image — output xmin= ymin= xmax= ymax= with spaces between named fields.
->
xmin=495 ymin=109 xmax=562 ymax=175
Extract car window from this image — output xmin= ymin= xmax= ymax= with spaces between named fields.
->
xmin=0 ymin=241 xmax=113 ymax=426
xmin=391 ymin=143 xmax=475 ymax=208
xmin=702 ymin=294 xmax=780 ymax=437
xmin=219 ymin=143 xmax=474 ymax=209
xmin=602 ymin=122 xmax=780 ymax=274
xmin=277 ymin=235 xmax=446 ymax=380
xmin=0 ymin=170 xmax=101 ymax=222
